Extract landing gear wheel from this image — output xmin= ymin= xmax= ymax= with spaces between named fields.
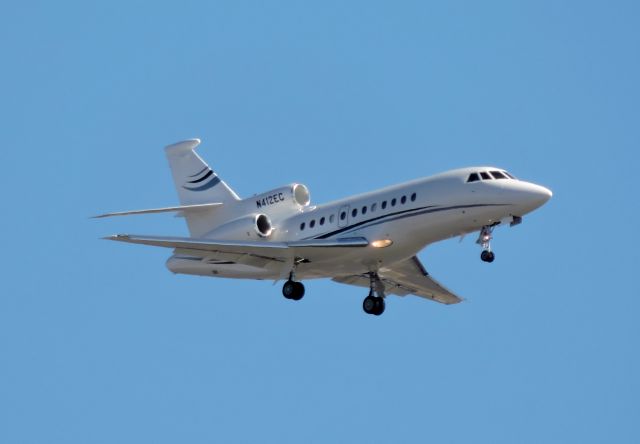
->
xmin=373 ymin=297 xmax=385 ymax=316
xmin=282 ymin=280 xmax=305 ymax=300
xmin=363 ymin=295 xmax=385 ymax=316
xmin=282 ymin=280 xmax=295 ymax=299
xmin=291 ymin=282 xmax=305 ymax=300
xmin=363 ymin=295 xmax=376 ymax=314
xmin=480 ymin=250 xmax=495 ymax=263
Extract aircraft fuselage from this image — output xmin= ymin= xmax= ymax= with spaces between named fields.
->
xmin=166 ymin=166 xmax=551 ymax=280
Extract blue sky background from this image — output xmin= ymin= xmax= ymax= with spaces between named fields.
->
xmin=1 ymin=1 xmax=639 ymax=442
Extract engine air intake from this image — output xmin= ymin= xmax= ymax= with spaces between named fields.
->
xmin=255 ymin=214 xmax=273 ymax=238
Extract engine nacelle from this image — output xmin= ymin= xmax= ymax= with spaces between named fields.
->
xmin=205 ymin=213 xmax=274 ymax=240
xmin=205 ymin=184 xmax=310 ymax=240
xmin=254 ymin=214 xmax=273 ymax=238
xmin=251 ymin=183 xmax=310 ymax=214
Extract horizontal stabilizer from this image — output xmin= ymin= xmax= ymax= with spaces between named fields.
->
xmin=92 ymin=203 xmax=223 ymax=219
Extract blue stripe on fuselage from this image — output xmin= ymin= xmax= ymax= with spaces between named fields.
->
xmin=310 ymin=203 xmax=508 ymax=240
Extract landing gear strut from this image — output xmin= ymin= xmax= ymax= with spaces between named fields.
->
xmin=282 ymin=271 xmax=305 ymax=301
xmin=476 ymin=225 xmax=496 ymax=263
xmin=362 ymin=272 xmax=385 ymax=316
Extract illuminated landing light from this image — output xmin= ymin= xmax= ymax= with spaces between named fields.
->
xmin=371 ymin=239 xmax=393 ymax=248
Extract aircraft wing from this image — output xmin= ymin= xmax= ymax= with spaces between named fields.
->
xmin=104 ymin=234 xmax=369 ymax=262
xmin=332 ymin=256 xmax=462 ymax=305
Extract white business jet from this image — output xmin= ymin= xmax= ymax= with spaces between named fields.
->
xmin=96 ymin=139 xmax=552 ymax=315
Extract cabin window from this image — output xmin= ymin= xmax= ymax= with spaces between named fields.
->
xmin=320 ymin=216 xmax=325 ymax=225
xmin=330 ymin=214 xmax=335 ymax=223
xmin=340 ymin=211 xmax=346 ymax=220
xmin=391 ymin=198 xmax=397 ymax=207
xmin=352 ymin=208 xmax=358 ymax=217
xmin=300 ymin=222 xmax=305 ymax=230
xmin=381 ymin=201 xmax=387 ymax=210
xmin=480 ymin=172 xmax=491 ymax=180
xmin=371 ymin=203 xmax=377 ymax=212
xmin=401 ymin=195 xmax=407 ymax=204
xmin=467 ymin=173 xmax=480 ymax=183
xmin=362 ymin=206 xmax=367 ymax=215
xmin=310 ymin=219 xmax=315 ymax=228
xmin=411 ymin=192 xmax=417 ymax=202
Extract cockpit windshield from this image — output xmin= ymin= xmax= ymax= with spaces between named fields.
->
xmin=466 ymin=170 xmax=516 ymax=183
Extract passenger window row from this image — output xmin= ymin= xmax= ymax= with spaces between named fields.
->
xmin=467 ymin=170 xmax=515 ymax=183
xmin=300 ymin=192 xmax=418 ymax=231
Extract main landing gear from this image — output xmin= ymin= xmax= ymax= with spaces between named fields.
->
xmin=476 ymin=224 xmax=496 ymax=263
xmin=282 ymin=279 xmax=305 ymax=300
xmin=282 ymin=271 xmax=305 ymax=301
xmin=362 ymin=272 xmax=385 ymax=316
xmin=282 ymin=267 xmax=386 ymax=316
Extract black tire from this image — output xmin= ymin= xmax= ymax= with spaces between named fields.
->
xmin=291 ymin=281 xmax=305 ymax=301
xmin=373 ymin=297 xmax=386 ymax=316
xmin=363 ymin=295 xmax=377 ymax=314
xmin=282 ymin=280 xmax=296 ymax=299
xmin=481 ymin=250 xmax=495 ymax=263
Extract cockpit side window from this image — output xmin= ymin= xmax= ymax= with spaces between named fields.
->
xmin=490 ymin=170 xmax=507 ymax=179
xmin=480 ymin=172 xmax=491 ymax=180
xmin=503 ymin=171 xmax=516 ymax=179
xmin=467 ymin=173 xmax=480 ymax=183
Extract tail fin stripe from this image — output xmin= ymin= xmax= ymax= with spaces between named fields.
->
xmin=189 ymin=166 xmax=209 ymax=178
xmin=183 ymin=175 xmax=221 ymax=191
xmin=187 ymin=169 xmax=213 ymax=184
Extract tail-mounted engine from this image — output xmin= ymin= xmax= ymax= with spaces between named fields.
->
xmin=254 ymin=214 xmax=273 ymax=238
xmin=252 ymin=183 xmax=310 ymax=213
xmin=203 ymin=184 xmax=310 ymax=241
xmin=205 ymin=213 xmax=274 ymax=240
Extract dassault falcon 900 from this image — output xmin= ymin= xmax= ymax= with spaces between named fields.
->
xmin=96 ymin=139 xmax=552 ymax=315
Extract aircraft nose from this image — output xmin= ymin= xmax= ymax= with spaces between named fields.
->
xmin=526 ymin=183 xmax=553 ymax=209
xmin=535 ymin=184 xmax=552 ymax=203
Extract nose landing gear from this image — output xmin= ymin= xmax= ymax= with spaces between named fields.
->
xmin=362 ymin=272 xmax=386 ymax=316
xmin=476 ymin=225 xmax=496 ymax=263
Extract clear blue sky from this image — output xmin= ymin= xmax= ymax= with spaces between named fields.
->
xmin=1 ymin=1 xmax=639 ymax=443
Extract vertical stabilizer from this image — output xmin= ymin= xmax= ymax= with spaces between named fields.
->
xmin=165 ymin=139 xmax=239 ymax=236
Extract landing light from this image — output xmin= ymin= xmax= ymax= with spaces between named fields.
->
xmin=371 ymin=239 xmax=393 ymax=248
